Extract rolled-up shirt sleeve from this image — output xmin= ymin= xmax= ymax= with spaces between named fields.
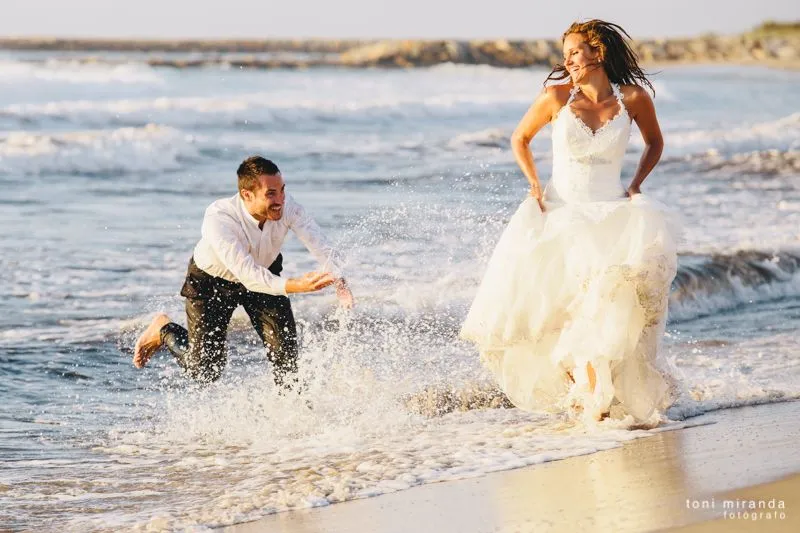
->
xmin=288 ymin=200 xmax=346 ymax=278
xmin=202 ymin=212 xmax=288 ymax=295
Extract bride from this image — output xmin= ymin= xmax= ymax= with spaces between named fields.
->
xmin=461 ymin=20 xmax=681 ymax=425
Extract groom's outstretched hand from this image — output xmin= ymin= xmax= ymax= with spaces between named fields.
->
xmin=286 ymin=271 xmax=336 ymax=293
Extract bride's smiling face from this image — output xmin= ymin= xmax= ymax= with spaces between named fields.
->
xmin=563 ymin=33 xmax=602 ymax=82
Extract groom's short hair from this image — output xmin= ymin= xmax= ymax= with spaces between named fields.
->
xmin=237 ymin=156 xmax=280 ymax=193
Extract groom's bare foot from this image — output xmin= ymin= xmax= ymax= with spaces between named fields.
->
xmin=133 ymin=313 xmax=171 ymax=368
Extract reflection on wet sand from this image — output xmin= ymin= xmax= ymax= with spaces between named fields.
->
xmin=225 ymin=401 xmax=800 ymax=533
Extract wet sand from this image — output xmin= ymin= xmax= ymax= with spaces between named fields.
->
xmin=223 ymin=400 xmax=800 ymax=532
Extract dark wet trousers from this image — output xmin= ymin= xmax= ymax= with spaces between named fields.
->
xmin=159 ymin=255 xmax=298 ymax=385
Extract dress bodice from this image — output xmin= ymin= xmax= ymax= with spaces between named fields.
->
xmin=545 ymin=83 xmax=632 ymax=204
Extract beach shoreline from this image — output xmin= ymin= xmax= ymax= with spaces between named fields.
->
xmin=222 ymin=400 xmax=800 ymax=532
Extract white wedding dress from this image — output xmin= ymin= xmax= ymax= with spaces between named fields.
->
xmin=461 ymin=83 xmax=681 ymax=424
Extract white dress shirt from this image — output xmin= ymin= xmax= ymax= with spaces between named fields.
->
xmin=192 ymin=194 xmax=344 ymax=296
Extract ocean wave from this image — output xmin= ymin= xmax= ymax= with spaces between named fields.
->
xmin=5 ymin=249 xmax=799 ymax=350
xmin=446 ymin=113 xmax=799 ymax=161
xmin=0 ymin=124 xmax=200 ymax=176
xmin=670 ymin=250 xmax=800 ymax=321
xmin=0 ymin=126 xmax=435 ymax=176
xmin=0 ymin=124 xmax=514 ymax=174
xmin=440 ymin=114 xmax=798 ymax=161
xmin=2 ymin=102 xmax=796 ymax=172
xmin=0 ymin=59 xmax=163 ymax=85
xmin=0 ymin=91 xmax=531 ymax=130
xmin=650 ymin=112 xmax=800 ymax=158
xmin=447 ymin=128 xmax=510 ymax=149
xmin=666 ymin=149 xmax=800 ymax=176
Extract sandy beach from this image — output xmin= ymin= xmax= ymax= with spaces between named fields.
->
xmin=223 ymin=401 xmax=800 ymax=533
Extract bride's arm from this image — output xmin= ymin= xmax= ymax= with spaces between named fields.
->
xmin=511 ymin=87 xmax=561 ymax=210
xmin=626 ymin=86 xmax=664 ymax=196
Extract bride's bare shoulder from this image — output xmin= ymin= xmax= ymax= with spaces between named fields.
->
xmin=542 ymin=83 xmax=573 ymax=104
xmin=540 ymin=83 xmax=573 ymax=118
xmin=619 ymin=85 xmax=656 ymax=118
xmin=619 ymin=84 xmax=653 ymax=103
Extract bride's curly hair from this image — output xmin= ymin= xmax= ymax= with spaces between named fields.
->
xmin=545 ymin=19 xmax=655 ymax=95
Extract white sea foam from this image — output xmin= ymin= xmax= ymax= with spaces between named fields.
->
xmin=55 ymin=337 xmax=794 ymax=531
xmin=0 ymin=91 xmax=530 ymax=127
xmin=447 ymin=127 xmax=511 ymax=150
xmin=642 ymin=112 xmax=800 ymax=157
xmin=62 ymin=364 xmax=714 ymax=531
xmin=445 ymin=113 xmax=800 ymax=160
xmin=0 ymin=59 xmax=163 ymax=85
xmin=0 ymin=124 xmax=198 ymax=175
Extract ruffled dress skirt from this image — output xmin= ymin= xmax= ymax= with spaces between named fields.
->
xmin=460 ymin=194 xmax=681 ymax=423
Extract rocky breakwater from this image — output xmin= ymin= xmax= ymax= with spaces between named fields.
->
xmin=340 ymin=39 xmax=557 ymax=68
xmin=339 ymin=33 xmax=799 ymax=69
xmin=1 ymin=22 xmax=797 ymax=70
xmin=0 ymin=37 xmax=365 ymax=53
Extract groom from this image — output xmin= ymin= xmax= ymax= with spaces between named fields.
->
xmin=133 ymin=156 xmax=353 ymax=385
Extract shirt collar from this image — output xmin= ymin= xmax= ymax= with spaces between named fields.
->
xmin=237 ymin=194 xmax=262 ymax=229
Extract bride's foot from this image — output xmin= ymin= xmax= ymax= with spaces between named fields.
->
xmin=133 ymin=313 xmax=171 ymax=368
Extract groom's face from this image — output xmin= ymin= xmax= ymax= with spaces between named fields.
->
xmin=245 ymin=173 xmax=286 ymax=221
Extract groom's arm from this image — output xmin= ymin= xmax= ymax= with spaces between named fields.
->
xmin=286 ymin=197 xmax=354 ymax=307
xmin=286 ymin=197 xmax=346 ymax=278
xmin=203 ymin=212 xmax=335 ymax=295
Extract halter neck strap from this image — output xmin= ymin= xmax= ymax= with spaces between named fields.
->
xmin=566 ymin=84 xmax=580 ymax=105
xmin=611 ymin=82 xmax=624 ymax=102
xmin=567 ymin=82 xmax=623 ymax=105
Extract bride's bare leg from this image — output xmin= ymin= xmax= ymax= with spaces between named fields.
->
xmin=587 ymin=362 xmax=596 ymax=392
xmin=586 ymin=362 xmax=611 ymax=420
xmin=566 ymin=365 xmax=608 ymax=420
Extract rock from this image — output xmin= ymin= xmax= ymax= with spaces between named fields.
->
xmin=547 ymin=52 xmax=563 ymax=67
xmin=444 ymin=41 xmax=470 ymax=63
xmin=664 ymin=41 xmax=688 ymax=61
xmin=522 ymin=39 xmax=553 ymax=62
xmin=773 ymin=44 xmax=798 ymax=60
xmin=492 ymin=39 xmax=512 ymax=52
xmin=340 ymin=40 xmax=458 ymax=67
xmin=687 ymin=38 xmax=709 ymax=56
xmin=473 ymin=40 xmax=537 ymax=67
xmin=341 ymin=39 xmax=547 ymax=68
